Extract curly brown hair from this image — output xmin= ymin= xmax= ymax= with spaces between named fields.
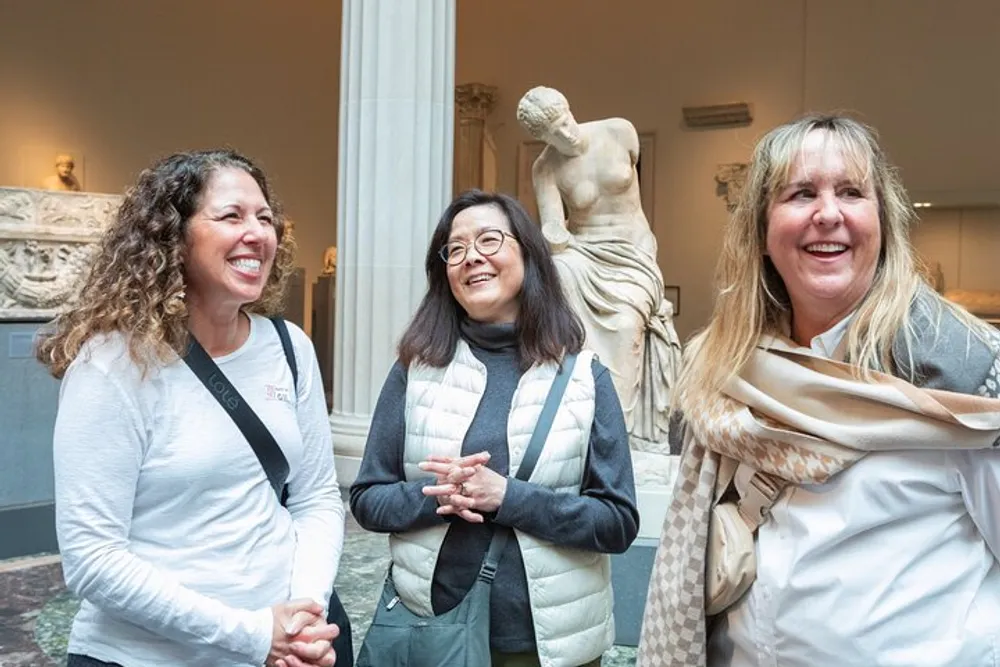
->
xmin=36 ymin=149 xmax=296 ymax=378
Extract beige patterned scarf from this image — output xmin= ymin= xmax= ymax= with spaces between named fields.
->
xmin=636 ymin=336 xmax=1000 ymax=667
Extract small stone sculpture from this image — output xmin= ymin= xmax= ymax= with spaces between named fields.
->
xmin=42 ymin=154 xmax=82 ymax=192
xmin=321 ymin=246 xmax=337 ymax=276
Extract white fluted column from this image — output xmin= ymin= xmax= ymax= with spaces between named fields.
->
xmin=331 ymin=0 xmax=455 ymax=484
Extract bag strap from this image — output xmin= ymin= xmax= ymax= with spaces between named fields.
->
xmin=181 ymin=318 xmax=297 ymax=502
xmin=271 ymin=317 xmax=298 ymax=393
xmin=476 ymin=352 xmax=579 ymax=585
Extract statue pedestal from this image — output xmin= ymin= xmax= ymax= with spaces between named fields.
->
xmin=611 ymin=536 xmax=659 ymax=646
xmin=282 ymin=267 xmax=306 ymax=330
xmin=631 ymin=450 xmax=679 ymax=539
xmin=611 ymin=452 xmax=679 ymax=646
xmin=312 ymin=274 xmax=336 ymax=411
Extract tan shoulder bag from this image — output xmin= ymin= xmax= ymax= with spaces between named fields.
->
xmin=705 ymin=456 xmax=787 ymax=616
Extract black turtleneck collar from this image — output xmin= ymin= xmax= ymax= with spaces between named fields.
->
xmin=459 ymin=318 xmax=518 ymax=352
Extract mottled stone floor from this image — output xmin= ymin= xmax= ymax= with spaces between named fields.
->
xmin=0 ymin=507 xmax=636 ymax=666
xmin=0 ymin=554 xmax=63 ymax=666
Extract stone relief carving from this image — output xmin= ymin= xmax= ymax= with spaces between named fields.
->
xmin=37 ymin=194 xmax=118 ymax=230
xmin=455 ymin=83 xmax=497 ymax=119
xmin=715 ymin=162 xmax=749 ymax=211
xmin=0 ymin=241 xmax=97 ymax=310
xmin=0 ymin=187 xmax=121 ymax=320
xmin=516 ymin=86 xmax=682 ymax=488
xmin=0 ymin=191 xmax=33 ymax=223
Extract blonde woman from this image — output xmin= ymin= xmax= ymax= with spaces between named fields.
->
xmin=39 ymin=150 xmax=344 ymax=667
xmin=638 ymin=115 xmax=1000 ymax=667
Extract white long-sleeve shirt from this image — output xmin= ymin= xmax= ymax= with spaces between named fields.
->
xmin=708 ymin=319 xmax=1000 ymax=667
xmin=54 ymin=314 xmax=344 ymax=667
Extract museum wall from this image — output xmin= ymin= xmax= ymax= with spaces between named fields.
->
xmin=3 ymin=0 xmax=999 ymax=345
xmin=912 ymin=208 xmax=1000 ymax=292
xmin=0 ymin=0 xmax=342 ymax=329
xmin=456 ymin=0 xmax=1000 ymax=341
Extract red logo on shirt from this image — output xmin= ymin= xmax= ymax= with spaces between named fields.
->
xmin=265 ymin=384 xmax=292 ymax=404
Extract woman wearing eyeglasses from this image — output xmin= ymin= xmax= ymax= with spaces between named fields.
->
xmin=349 ymin=189 xmax=639 ymax=667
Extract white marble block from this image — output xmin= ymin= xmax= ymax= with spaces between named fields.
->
xmin=0 ymin=188 xmax=122 ymax=321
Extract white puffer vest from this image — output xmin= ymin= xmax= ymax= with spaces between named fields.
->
xmin=389 ymin=340 xmax=615 ymax=667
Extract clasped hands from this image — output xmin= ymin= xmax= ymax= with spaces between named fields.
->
xmin=267 ymin=599 xmax=339 ymax=667
xmin=419 ymin=451 xmax=508 ymax=523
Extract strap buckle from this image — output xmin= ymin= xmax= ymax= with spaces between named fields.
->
xmin=478 ymin=561 xmax=499 ymax=584
xmin=734 ymin=464 xmax=784 ymax=531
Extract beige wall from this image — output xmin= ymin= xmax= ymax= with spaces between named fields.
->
xmin=457 ymin=0 xmax=1000 ymax=340
xmin=3 ymin=1 xmax=998 ymax=341
xmin=0 ymin=0 xmax=342 ymax=330
xmin=912 ymin=208 xmax=1000 ymax=292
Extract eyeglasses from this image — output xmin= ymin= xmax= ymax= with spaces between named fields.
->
xmin=438 ymin=229 xmax=516 ymax=266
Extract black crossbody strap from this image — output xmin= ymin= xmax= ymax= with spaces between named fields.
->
xmin=477 ymin=352 xmax=579 ymax=583
xmin=271 ymin=317 xmax=298 ymax=391
xmin=182 ymin=319 xmax=297 ymax=501
xmin=512 ymin=352 xmax=577 ymax=484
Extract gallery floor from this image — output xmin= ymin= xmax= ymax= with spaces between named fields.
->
xmin=0 ymin=503 xmax=639 ymax=666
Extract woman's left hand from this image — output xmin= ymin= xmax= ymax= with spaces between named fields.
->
xmin=420 ymin=453 xmax=508 ymax=515
xmin=275 ymin=613 xmax=339 ymax=667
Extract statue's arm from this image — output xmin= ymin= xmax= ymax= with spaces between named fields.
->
xmin=531 ymin=156 xmax=571 ymax=252
xmin=607 ymin=117 xmax=641 ymax=166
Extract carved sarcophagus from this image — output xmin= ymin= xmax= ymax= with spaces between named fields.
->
xmin=0 ymin=187 xmax=122 ymax=320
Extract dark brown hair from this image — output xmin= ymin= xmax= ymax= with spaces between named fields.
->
xmin=397 ymin=189 xmax=584 ymax=369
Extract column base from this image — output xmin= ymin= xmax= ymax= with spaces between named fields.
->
xmin=330 ymin=412 xmax=370 ymax=486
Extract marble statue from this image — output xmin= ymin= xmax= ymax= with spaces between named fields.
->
xmin=322 ymin=245 xmax=338 ymax=276
xmin=41 ymin=154 xmax=82 ymax=192
xmin=516 ymin=86 xmax=682 ymax=485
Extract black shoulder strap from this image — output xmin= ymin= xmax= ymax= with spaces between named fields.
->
xmin=270 ymin=317 xmax=298 ymax=394
xmin=477 ymin=352 xmax=579 ymax=584
xmin=183 ymin=331 xmax=290 ymax=501
xmin=513 ymin=352 xmax=577 ymax=483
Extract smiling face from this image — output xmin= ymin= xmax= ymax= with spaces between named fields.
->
xmin=766 ymin=129 xmax=882 ymax=334
xmin=445 ymin=204 xmax=524 ymax=324
xmin=183 ymin=167 xmax=278 ymax=316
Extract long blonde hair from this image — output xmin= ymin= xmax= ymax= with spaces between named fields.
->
xmin=36 ymin=149 xmax=295 ymax=378
xmin=678 ymin=113 xmax=971 ymax=413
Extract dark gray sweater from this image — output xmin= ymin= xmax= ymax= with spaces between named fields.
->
xmin=349 ymin=320 xmax=639 ymax=653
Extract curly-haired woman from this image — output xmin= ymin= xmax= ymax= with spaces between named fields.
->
xmin=38 ymin=150 xmax=344 ymax=667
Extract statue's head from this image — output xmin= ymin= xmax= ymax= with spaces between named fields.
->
xmin=55 ymin=154 xmax=75 ymax=179
xmin=322 ymin=245 xmax=337 ymax=273
xmin=516 ymin=87 xmax=585 ymax=156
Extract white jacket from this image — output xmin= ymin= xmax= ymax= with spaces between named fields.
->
xmin=389 ymin=340 xmax=614 ymax=667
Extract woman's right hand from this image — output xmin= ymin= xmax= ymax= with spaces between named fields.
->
xmin=267 ymin=599 xmax=338 ymax=666
xmin=420 ymin=452 xmax=491 ymax=523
